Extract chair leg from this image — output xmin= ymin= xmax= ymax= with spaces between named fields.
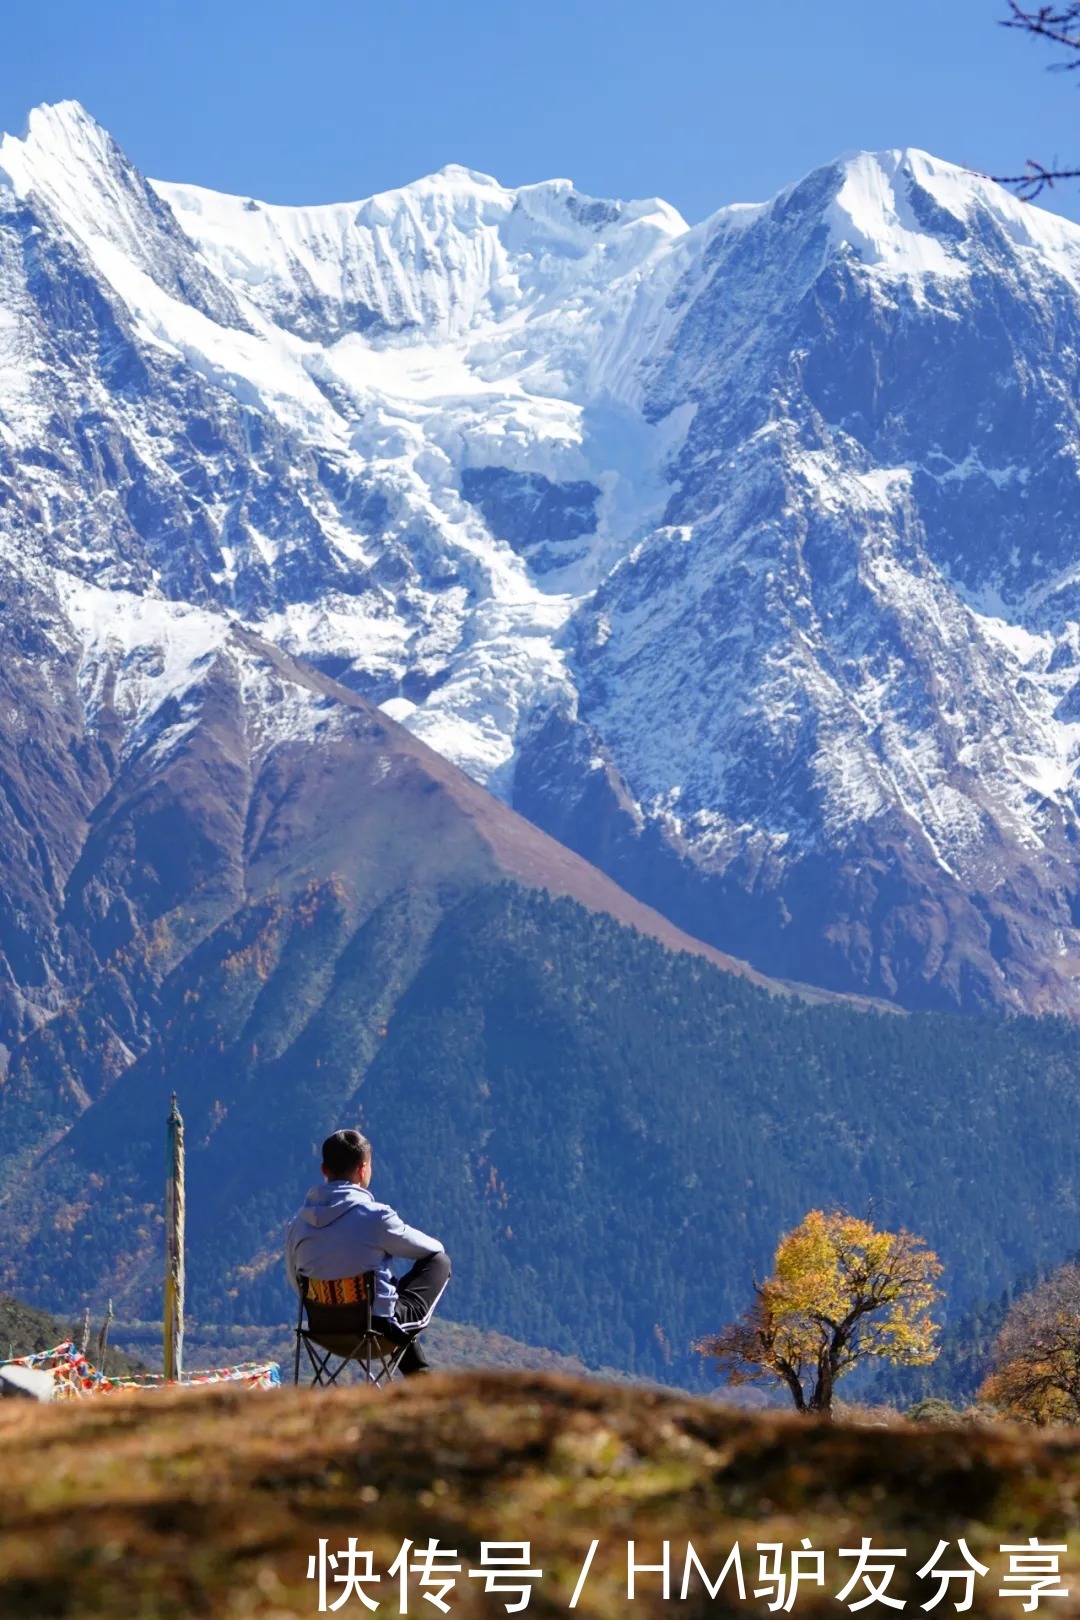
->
xmin=303 ymin=1339 xmax=339 ymax=1386
xmin=298 ymin=1330 xmax=417 ymax=1390
xmin=301 ymin=1334 xmax=382 ymax=1388
xmin=367 ymin=1340 xmax=411 ymax=1387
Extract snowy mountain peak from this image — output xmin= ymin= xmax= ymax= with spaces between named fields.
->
xmin=155 ymin=158 xmax=687 ymax=353
xmin=819 ymin=146 xmax=1080 ymax=280
xmin=1 ymin=98 xmax=131 ymax=210
xmin=0 ymin=97 xmax=245 ymax=340
xmin=5 ymin=107 xmax=1080 ymax=1013
xmin=13 ymin=97 xmax=109 ymax=165
xmin=430 ymin=161 xmax=503 ymax=186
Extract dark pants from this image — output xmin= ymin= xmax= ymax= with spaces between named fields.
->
xmin=374 ymin=1250 xmax=451 ymax=1375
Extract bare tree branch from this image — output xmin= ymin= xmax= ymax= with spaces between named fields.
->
xmin=987 ymin=160 xmax=1080 ymax=200
xmin=1003 ymin=2 xmax=1080 ymax=56
xmin=994 ymin=5 xmax=1080 ymax=195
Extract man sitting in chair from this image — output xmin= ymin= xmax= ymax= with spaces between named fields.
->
xmin=285 ymin=1128 xmax=451 ymax=1376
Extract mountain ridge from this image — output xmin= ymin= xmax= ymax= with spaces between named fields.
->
xmin=3 ymin=100 xmax=1080 ymax=1017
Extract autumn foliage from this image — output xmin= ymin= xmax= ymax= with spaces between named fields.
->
xmin=695 ymin=1210 xmax=943 ymax=1413
xmin=979 ymin=1261 xmax=1080 ymax=1425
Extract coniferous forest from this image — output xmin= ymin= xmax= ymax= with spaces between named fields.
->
xmin=3 ymin=880 xmax=1080 ymax=1386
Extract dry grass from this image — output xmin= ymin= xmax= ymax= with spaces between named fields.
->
xmin=2 ymin=1371 xmax=1079 ymax=1617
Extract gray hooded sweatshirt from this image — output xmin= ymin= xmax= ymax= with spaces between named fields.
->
xmin=284 ymin=1180 xmax=444 ymax=1317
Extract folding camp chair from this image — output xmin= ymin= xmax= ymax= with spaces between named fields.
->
xmin=293 ymin=1272 xmax=423 ymax=1388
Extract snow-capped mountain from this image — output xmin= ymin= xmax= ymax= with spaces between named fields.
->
xmin=4 ymin=100 xmax=1080 ymax=1016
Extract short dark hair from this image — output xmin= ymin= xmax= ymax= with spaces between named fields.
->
xmin=321 ymin=1128 xmax=372 ymax=1179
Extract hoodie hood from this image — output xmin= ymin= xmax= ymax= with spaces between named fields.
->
xmin=298 ymin=1180 xmax=372 ymax=1229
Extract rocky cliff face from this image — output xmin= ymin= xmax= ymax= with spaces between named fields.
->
xmin=3 ymin=103 xmax=1080 ymax=1012
xmin=515 ymin=152 xmax=1080 ymax=1012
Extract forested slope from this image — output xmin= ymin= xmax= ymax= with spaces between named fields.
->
xmin=3 ymin=883 xmax=1080 ymax=1384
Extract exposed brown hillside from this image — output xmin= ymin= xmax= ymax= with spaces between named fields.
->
xmin=2 ymin=1372 xmax=1078 ymax=1618
xmin=233 ymin=628 xmax=873 ymax=1004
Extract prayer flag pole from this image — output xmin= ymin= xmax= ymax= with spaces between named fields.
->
xmin=164 ymin=1093 xmax=185 ymax=1383
xmin=96 ymin=1298 xmax=113 ymax=1377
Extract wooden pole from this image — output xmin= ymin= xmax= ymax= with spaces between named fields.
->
xmin=164 ymin=1094 xmax=185 ymax=1383
xmin=96 ymin=1299 xmax=113 ymax=1377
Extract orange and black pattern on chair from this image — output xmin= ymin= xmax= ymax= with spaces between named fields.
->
xmin=305 ymin=1275 xmax=369 ymax=1308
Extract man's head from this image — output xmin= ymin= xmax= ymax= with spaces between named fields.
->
xmin=321 ymin=1128 xmax=373 ymax=1187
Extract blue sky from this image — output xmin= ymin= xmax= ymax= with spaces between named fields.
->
xmin=3 ymin=0 xmax=1080 ymax=223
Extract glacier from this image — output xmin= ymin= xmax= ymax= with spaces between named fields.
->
xmin=4 ymin=100 xmax=1080 ymax=1011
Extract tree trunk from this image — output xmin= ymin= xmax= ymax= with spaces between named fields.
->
xmin=808 ymin=1341 xmax=839 ymax=1415
xmin=778 ymin=1358 xmax=807 ymax=1413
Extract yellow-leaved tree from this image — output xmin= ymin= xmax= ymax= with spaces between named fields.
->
xmin=694 ymin=1209 xmax=943 ymax=1414
xmin=978 ymin=1261 xmax=1080 ymax=1425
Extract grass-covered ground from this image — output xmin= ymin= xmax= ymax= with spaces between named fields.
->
xmin=2 ymin=1371 xmax=1079 ymax=1618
